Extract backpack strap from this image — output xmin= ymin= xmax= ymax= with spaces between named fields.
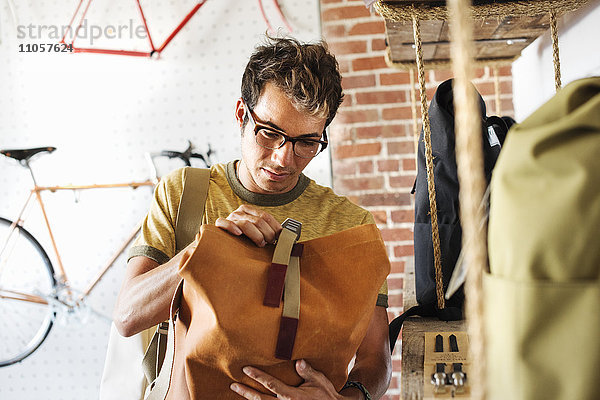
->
xmin=175 ymin=167 xmax=211 ymax=252
xmin=142 ymin=167 xmax=210 ymax=396
xmin=145 ymin=280 xmax=185 ymax=400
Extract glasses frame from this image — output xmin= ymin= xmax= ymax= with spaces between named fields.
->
xmin=244 ymin=104 xmax=328 ymax=159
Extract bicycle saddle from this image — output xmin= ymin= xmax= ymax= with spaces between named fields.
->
xmin=1 ymin=147 xmax=56 ymax=163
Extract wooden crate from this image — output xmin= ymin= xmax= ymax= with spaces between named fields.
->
xmin=376 ymin=0 xmax=586 ymax=69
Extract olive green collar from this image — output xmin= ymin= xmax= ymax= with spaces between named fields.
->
xmin=226 ymin=161 xmax=309 ymax=206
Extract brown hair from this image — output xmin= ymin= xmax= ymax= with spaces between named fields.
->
xmin=241 ymin=36 xmax=344 ymax=129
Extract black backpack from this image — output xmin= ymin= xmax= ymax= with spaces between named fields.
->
xmin=389 ymin=79 xmax=511 ymax=351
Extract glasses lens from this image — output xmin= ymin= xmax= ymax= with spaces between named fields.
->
xmin=256 ymin=129 xmax=284 ymax=149
xmin=294 ymin=139 xmax=322 ymax=158
xmin=255 ymin=128 xmax=323 ymax=159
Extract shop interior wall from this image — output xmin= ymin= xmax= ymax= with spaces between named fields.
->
xmin=513 ymin=1 xmax=600 ymax=120
xmin=0 ymin=1 xmax=324 ymax=399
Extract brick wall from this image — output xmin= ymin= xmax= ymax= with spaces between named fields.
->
xmin=319 ymin=1 xmax=514 ymax=398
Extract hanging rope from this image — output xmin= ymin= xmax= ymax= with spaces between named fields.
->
xmin=493 ymin=66 xmax=501 ymax=115
xmin=447 ymin=0 xmax=487 ymax=399
xmin=409 ymin=68 xmax=419 ymax=158
xmin=412 ymin=13 xmax=445 ymax=311
xmin=550 ymin=10 xmax=562 ymax=91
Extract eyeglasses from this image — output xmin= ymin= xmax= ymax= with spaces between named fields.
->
xmin=245 ymin=105 xmax=328 ymax=159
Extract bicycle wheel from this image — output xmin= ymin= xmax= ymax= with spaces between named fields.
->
xmin=0 ymin=217 xmax=56 ymax=367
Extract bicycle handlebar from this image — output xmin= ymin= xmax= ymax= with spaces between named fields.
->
xmin=145 ymin=141 xmax=213 ymax=182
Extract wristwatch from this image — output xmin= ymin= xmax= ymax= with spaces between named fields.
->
xmin=342 ymin=381 xmax=372 ymax=400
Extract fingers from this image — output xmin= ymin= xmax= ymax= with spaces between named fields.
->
xmin=215 ymin=217 xmax=243 ymax=236
xmin=229 ymin=382 xmax=269 ymax=400
xmin=295 ymin=359 xmax=320 ymax=381
xmin=216 ymin=205 xmax=282 ymax=247
xmin=230 ymin=366 xmax=289 ymax=399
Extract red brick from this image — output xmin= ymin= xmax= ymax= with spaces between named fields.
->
xmin=380 ymin=72 xmax=411 ymax=86
xmin=380 ymin=227 xmax=413 ymax=242
xmin=474 ymin=67 xmax=486 ymax=79
xmin=358 ymin=160 xmax=374 ymax=174
xmin=348 ymin=21 xmax=386 ymax=35
xmin=382 ymin=124 xmax=410 ymax=138
xmin=387 ymin=140 xmax=414 ymax=155
xmin=329 ymin=40 xmax=368 ymax=56
xmin=358 ymin=192 xmax=411 ymax=207
xmin=342 ymin=74 xmax=376 ymax=90
xmin=329 ymin=125 xmax=354 ymax=141
xmin=425 ymin=86 xmax=436 ymax=99
xmin=356 ymin=126 xmax=382 ymax=139
xmin=430 ymin=69 xmax=453 ymax=83
xmin=500 ymin=80 xmax=513 ymax=94
xmin=389 ymin=175 xmax=416 ymax=189
xmin=393 ymin=244 xmax=414 ymax=257
xmin=474 ymin=81 xmax=495 ymax=96
xmin=370 ymin=210 xmax=388 ymax=224
xmin=430 ymin=67 xmax=485 ymax=83
xmin=335 ymin=142 xmax=381 ymax=159
xmin=321 ymin=5 xmax=370 ymax=22
xmin=402 ymin=158 xmax=416 ymax=171
xmin=387 ymin=276 xmax=404 ymax=291
xmin=332 ymin=159 xmax=356 ymax=176
xmin=336 ymin=109 xmax=378 ymax=124
xmin=496 ymin=65 xmax=512 ymax=76
xmin=356 ymin=90 xmax=406 ymax=105
xmin=388 ymin=293 xmax=404 ymax=308
xmin=377 ymin=159 xmax=399 ymax=172
xmin=476 ymin=79 xmax=512 ymax=95
xmin=337 ymin=58 xmax=351 ymax=74
xmin=390 ymin=261 xmax=405 ymax=274
xmin=488 ymin=98 xmax=514 ymax=115
xmin=352 ymin=56 xmax=387 ymax=71
xmin=339 ymin=176 xmax=384 ymax=191
xmin=382 ymin=106 xmax=413 ymax=120
xmin=391 ymin=209 xmax=415 ymax=223
xmin=323 ymin=23 xmax=346 ymax=38
xmin=403 ymin=123 xmax=421 ymax=138
xmin=339 ymin=94 xmax=353 ymax=108
xmin=371 ymin=38 xmax=387 ymax=51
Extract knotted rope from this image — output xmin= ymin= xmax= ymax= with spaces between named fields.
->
xmin=412 ymin=14 xmax=446 ymax=311
xmin=447 ymin=0 xmax=487 ymax=399
xmin=550 ymin=10 xmax=562 ymax=91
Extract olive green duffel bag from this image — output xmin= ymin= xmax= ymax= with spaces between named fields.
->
xmin=486 ymin=77 xmax=600 ymax=400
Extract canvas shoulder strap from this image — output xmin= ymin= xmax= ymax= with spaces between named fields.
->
xmin=142 ymin=167 xmax=210 ymax=395
xmin=175 ymin=166 xmax=211 ymax=252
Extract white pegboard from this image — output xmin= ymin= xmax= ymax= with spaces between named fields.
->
xmin=0 ymin=1 xmax=326 ymax=398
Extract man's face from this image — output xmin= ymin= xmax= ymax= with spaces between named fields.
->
xmin=236 ymin=82 xmax=327 ymax=195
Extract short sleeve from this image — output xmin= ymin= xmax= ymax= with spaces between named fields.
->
xmin=127 ymin=168 xmax=185 ymax=264
xmin=361 ymin=211 xmax=389 ymax=307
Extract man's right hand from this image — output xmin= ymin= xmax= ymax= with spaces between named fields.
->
xmin=215 ymin=204 xmax=282 ymax=247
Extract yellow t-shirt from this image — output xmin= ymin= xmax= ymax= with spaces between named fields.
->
xmin=129 ymin=161 xmax=388 ymax=307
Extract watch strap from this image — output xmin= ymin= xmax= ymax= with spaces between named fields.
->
xmin=342 ymin=381 xmax=372 ymax=400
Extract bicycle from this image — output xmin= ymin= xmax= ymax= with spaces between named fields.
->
xmin=0 ymin=142 xmax=212 ymax=367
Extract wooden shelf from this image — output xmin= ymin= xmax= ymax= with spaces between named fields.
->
xmin=375 ymin=0 xmax=589 ymax=69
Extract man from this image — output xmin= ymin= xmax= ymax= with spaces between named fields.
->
xmin=114 ymin=36 xmax=392 ymax=399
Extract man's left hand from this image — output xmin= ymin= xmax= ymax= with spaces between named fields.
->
xmin=230 ymin=359 xmax=356 ymax=400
